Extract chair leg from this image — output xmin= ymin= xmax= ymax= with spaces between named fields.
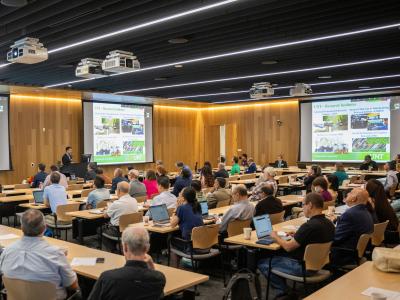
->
xmin=220 ymin=253 xmax=226 ymax=287
xmin=266 ymin=257 xmax=273 ymax=300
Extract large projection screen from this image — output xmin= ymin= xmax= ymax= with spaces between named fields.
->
xmin=0 ymin=95 xmax=11 ymax=171
xmin=83 ymin=101 xmax=153 ymax=165
xmin=300 ymin=95 xmax=400 ymax=162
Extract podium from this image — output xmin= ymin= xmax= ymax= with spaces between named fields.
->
xmin=60 ymin=163 xmax=88 ymax=179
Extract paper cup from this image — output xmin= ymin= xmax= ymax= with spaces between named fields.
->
xmin=371 ymin=293 xmax=387 ymax=300
xmin=243 ymin=228 xmax=252 ymax=240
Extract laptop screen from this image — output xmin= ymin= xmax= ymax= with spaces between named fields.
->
xmin=149 ymin=204 xmax=170 ymax=222
xmin=253 ymin=214 xmax=273 ymax=239
xmin=200 ymin=202 xmax=208 ymax=216
xmin=33 ymin=190 xmax=44 ymax=204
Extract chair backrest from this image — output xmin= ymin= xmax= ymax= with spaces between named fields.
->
xmin=96 ymin=200 xmax=109 ymax=209
xmin=303 ymin=242 xmax=332 ymax=271
xmin=389 ymin=184 xmax=398 ymax=198
xmin=278 ymin=176 xmax=288 ymax=184
xmin=323 ymin=200 xmax=336 ymax=210
xmin=81 ymin=188 xmax=95 ymax=198
xmin=216 ymin=198 xmax=231 ymax=208
xmin=135 ymin=195 xmax=147 ymax=203
xmin=228 ymin=175 xmax=239 ymax=182
xmin=67 ymin=184 xmax=84 ymax=191
xmin=68 ymin=180 xmax=77 ymax=185
xmin=371 ymin=220 xmax=389 ymax=246
xmin=3 ymin=277 xmax=57 ymax=300
xmin=55 ymin=203 xmax=81 ymax=222
xmin=269 ymin=211 xmax=285 ymax=225
xmin=356 ymin=234 xmax=372 ymax=258
xmin=240 ymin=173 xmax=256 ymax=180
xmin=14 ymin=183 xmax=30 ymax=189
xmin=192 ymin=224 xmax=219 ymax=249
xmin=227 ymin=219 xmax=251 ymax=237
xmin=119 ymin=212 xmax=143 ymax=232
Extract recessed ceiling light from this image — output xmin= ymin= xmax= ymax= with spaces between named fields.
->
xmin=358 ymin=86 xmax=370 ymax=89
xmin=318 ymin=75 xmax=332 ymax=79
xmin=154 ymin=77 xmax=168 ymax=81
xmin=261 ymin=60 xmax=278 ymax=65
xmin=174 ymin=64 xmax=183 ymax=68
xmin=272 ymin=83 xmax=279 ymax=86
xmin=67 ymin=84 xmax=72 ymax=87
xmin=168 ymin=38 xmax=189 ymax=44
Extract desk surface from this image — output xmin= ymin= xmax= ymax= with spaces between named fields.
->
xmin=305 ymin=262 xmax=400 ymax=300
xmin=0 ymin=195 xmax=34 ymax=203
xmin=0 ymin=225 xmax=208 ymax=296
xmin=2 ymin=188 xmax=39 ymax=196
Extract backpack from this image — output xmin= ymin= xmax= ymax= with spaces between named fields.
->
xmin=222 ymin=269 xmax=261 ymax=300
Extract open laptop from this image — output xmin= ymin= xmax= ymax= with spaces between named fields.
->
xmin=33 ymin=190 xmax=45 ymax=205
xmin=149 ymin=204 xmax=171 ymax=226
xmin=200 ymin=202 xmax=214 ymax=220
xmin=253 ymin=214 xmax=274 ymax=245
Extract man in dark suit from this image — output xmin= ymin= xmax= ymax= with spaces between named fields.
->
xmin=62 ymin=146 xmax=73 ymax=166
xmin=274 ymin=154 xmax=288 ymax=168
xmin=359 ymin=154 xmax=378 ymax=170
xmin=214 ymin=162 xmax=229 ymax=178
xmin=330 ymin=188 xmax=374 ymax=266
xmin=31 ymin=163 xmax=48 ymax=188
xmin=245 ymin=158 xmax=257 ymax=174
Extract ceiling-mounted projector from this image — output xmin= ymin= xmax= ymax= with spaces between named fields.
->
xmin=290 ymin=83 xmax=313 ymax=96
xmin=250 ymin=82 xmax=274 ymax=99
xmin=102 ymin=50 xmax=140 ymax=73
xmin=76 ymin=58 xmax=107 ymax=78
xmin=7 ymin=37 xmax=48 ymax=64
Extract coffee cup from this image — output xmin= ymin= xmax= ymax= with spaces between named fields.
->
xmin=243 ymin=228 xmax=252 ymax=240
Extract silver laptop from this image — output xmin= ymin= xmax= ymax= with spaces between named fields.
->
xmin=149 ymin=204 xmax=170 ymax=225
xmin=200 ymin=202 xmax=214 ymax=220
xmin=253 ymin=214 xmax=274 ymax=245
xmin=33 ymin=190 xmax=44 ymax=204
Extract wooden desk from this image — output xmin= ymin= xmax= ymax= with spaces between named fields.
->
xmin=0 ymin=225 xmax=208 ymax=296
xmin=0 ymin=194 xmax=34 ymax=203
xmin=2 ymin=185 xmax=15 ymax=190
xmin=229 ymin=179 xmax=257 ymax=185
xmin=305 ymin=262 xmax=400 ymax=300
xmin=279 ymin=194 xmax=304 ymax=206
xmin=130 ymin=221 xmax=179 ymax=234
xmin=67 ymin=190 xmax=84 ymax=198
xmin=19 ymin=199 xmax=86 ymax=210
xmin=2 ymin=188 xmax=38 ymax=196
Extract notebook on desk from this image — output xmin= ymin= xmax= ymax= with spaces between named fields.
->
xmin=149 ymin=204 xmax=171 ymax=226
xmin=253 ymin=214 xmax=274 ymax=245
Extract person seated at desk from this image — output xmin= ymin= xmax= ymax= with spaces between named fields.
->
xmin=62 ymin=146 xmax=73 ymax=166
xmin=383 ymin=160 xmax=398 ymax=196
xmin=330 ymin=188 xmax=374 ymax=266
xmin=303 ymin=165 xmax=322 ymax=193
xmin=326 ymin=174 xmax=339 ymax=202
xmin=175 ymin=161 xmax=192 ymax=179
xmin=156 ymin=161 xmax=168 ymax=177
xmin=230 ymin=156 xmax=241 ymax=176
xmin=143 ymin=170 xmax=159 ymax=199
xmin=250 ymin=167 xmax=277 ymax=201
xmin=254 ymin=184 xmax=283 ymax=217
xmin=87 ymin=176 xmax=110 ymax=209
xmin=111 ymin=168 xmax=128 ymax=194
xmin=191 ymin=180 xmax=206 ymax=203
xmin=206 ymin=177 xmax=231 ymax=209
xmin=43 ymin=165 xmax=68 ymax=189
xmin=219 ymin=184 xmax=255 ymax=235
xmin=274 ymin=154 xmax=288 ymax=168
xmin=145 ymin=176 xmax=177 ymax=209
xmin=312 ymin=176 xmax=332 ymax=202
xmin=214 ymin=162 xmax=229 ymax=178
xmin=31 ymin=163 xmax=48 ymax=188
xmin=200 ymin=165 xmax=214 ymax=188
xmin=245 ymin=157 xmax=257 ymax=174
xmin=359 ymin=154 xmax=378 ymax=171
xmin=95 ymin=168 xmax=111 ymax=185
xmin=84 ymin=162 xmax=97 ymax=182
xmin=172 ymin=168 xmax=192 ymax=197
xmin=0 ymin=209 xmax=79 ymax=300
xmin=128 ymin=169 xmax=147 ymax=198
xmin=258 ymin=193 xmax=335 ymax=298
xmin=332 ymin=162 xmax=348 ymax=185
xmin=88 ymin=227 xmax=165 ymax=300
xmin=241 ymin=153 xmax=248 ymax=167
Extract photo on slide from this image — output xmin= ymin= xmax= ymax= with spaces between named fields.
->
xmin=366 ymin=113 xmax=388 ymax=131
xmin=94 ymin=117 xmax=120 ymax=135
xmin=351 ymin=114 xmax=368 ymax=129
xmin=313 ymin=115 xmax=348 ymax=132
xmin=121 ymin=118 xmax=144 ymax=135
xmin=314 ymin=136 xmax=349 ymax=153
xmin=352 ymin=137 xmax=389 ymax=152
xmin=95 ymin=140 xmax=122 ymax=156
xmin=123 ymin=140 xmax=145 ymax=154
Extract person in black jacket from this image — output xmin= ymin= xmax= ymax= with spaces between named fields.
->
xmin=214 ymin=163 xmax=229 ymax=178
xmin=84 ymin=162 xmax=97 ymax=181
xmin=303 ymin=165 xmax=322 ymax=192
xmin=254 ymin=184 xmax=283 ymax=217
xmin=274 ymin=154 xmax=288 ymax=168
xmin=31 ymin=163 xmax=48 ymax=188
xmin=359 ymin=155 xmax=378 ymax=170
xmin=61 ymin=146 xmax=73 ymax=166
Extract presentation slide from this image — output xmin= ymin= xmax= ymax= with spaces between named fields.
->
xmin=0 ymin=95 xmax=11 ymax=171
xmin=83 ymin=102 xmax=153 ymax=165
xmin=300 ymin=96 xmax=400 ymax=162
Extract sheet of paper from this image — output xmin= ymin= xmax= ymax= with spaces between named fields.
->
xmin=362 ymin=287 xmax=400 ymax=300
xmin=71 ymin=257 xmax=97 ymax=266
xmin=0 ymin=234 xmax=19 ymax=240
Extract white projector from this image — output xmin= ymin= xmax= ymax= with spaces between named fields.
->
xmin=76 ymin=58 xmax=107 ymax=78
xmin=290 ymin=83 xmax=313 ymax=96
xmin=7 ymin=37 xmax=48 ymax=64
xmin=250 ymin=82 xmax=274 ymax=99
xmin=102 ymin=50 xmax=140 ymax=73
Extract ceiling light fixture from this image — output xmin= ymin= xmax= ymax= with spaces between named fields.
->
xmin=168 ymin=38 xmax=189 ymax=44
xmin=115 ymin=55 xmax=400 ymax=94
xmin=174 ymin=64 xmax=183 ymax=68
xmin=317 ymin=75 xmax=332 ymax=79
xmin=43 ymin=22 xmax=400 ymax=88
xmin=261 ymin=60 xmax=278 ymax=65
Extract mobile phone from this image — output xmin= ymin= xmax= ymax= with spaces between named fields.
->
xmin=96 ymin=258 xmax=105 ymax=263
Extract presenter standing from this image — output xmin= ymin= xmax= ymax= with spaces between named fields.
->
xmin=62 ymin=146 xmax=73 ymax=166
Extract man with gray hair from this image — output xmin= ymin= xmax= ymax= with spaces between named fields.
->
xmin=128 ymin=169 xmax=147 ymax=198
xmin=0 ymin=209 xmax=78 ymax=299
xmin=214 ymin=162 xmax=229 ymax=178
xmin=88 ymin=227 xmax=165 ymax=299
xmin=249 ymin=167 xmax=278 ymax=201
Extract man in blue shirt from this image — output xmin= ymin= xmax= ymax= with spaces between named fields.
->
xmin=245 ymin=158 xmax=257 ymax=174
xmin=43 ymin=172 xmax=68 ymax=213
xmin=31 ymin=163 xmax=48 ymax=188
xmin=87 ymin=176 xmax=110 ymax=209
xmin=176 ymin=161 xmax=192 ymax=179
xmin=172 ymin=168 xmax=192 ymax=197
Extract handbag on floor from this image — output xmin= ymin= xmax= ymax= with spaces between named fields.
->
xmin=372 ymin=247 xmax=400 ymax=273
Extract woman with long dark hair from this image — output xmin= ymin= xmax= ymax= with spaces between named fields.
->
xmin=200 ymin=165 xmax=214 ymax=188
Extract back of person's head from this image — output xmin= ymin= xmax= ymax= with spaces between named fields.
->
xmin=304 ymin=192 xmax=324 ymax=209
xmin=88 ymin=162 xmax=97 ymax=171
xmin=122 ymin=227 xmax=150 ymax=256
xmin=387 ymin=160 xmax=396 ymax=171
xmin=248 ymin=157 xmax=254 ymax=163
xmin=366 ymin=179 xmax=387 ymax=204
xmin=50 ymin=172 xmax=61 ymax=184
xmin=50 ymin=165 xmax=58 ymax=172
xmin=21 ymin=209 xmax=45 ymax=237
xmin=242 ymin=153 xmax=248 ymax=159
xmin=157 ymin=176 xmax=170 ymax=189
xmin=182 ymin=187 xmax=201 ymax=213
xmin=176 ymin=161 xmax=184 ymax=168
xmin=260 ymin=184 xmax=274 ymax=197
xmin=263 ymin=166 xmax=275 ymax=177
xmin=127 ymin=166 xmax=134 ymax=171
xmin=94 ymin=176 xmax=105 ymax=189
xmin=220 ymin=156 xmax=226 ymax=163
xmin=146 ymin=170 xmax=156 ymax=180
xmin=277 ymin=154 xmax=283 ymax=159
xmin=233 ymin=184 xmax=248 ymax=198
xmin=117 ymin=181 xmax=130 ymax=194
xmin=128 ymin=169 xmax=140 ymax=179
xmin=365 ymin=155 xmax=372 ymax=161
xmin=202 ymin=165 xmax=212 ymax=176
xmin=190 ymin=180 xmax=202 ymax=192
xmin=216 ymin=177 xmax=226 ymax=188
xmin=233 ymin=156 xmax=239 ymax=164
xmin=204 ymin=161 xmax=212 ymax=168
xmin=348 ymin=188 xmax=369 ymax=205
xmin=38 ymin=163 xmax=46 ymax=172
xmin=114 ymin=168 xmax=123 ymax=177
xmin=335 ymin=162 xmax=345 ymax=172
xmin=311 ymin=165 xmax=322 ymax=176
xmin=327 ymin=174 xmax=339 ymax=191
xmin=181 ymin=168 xmax=191 ymax=179
xmin=65 ymin=146 xmax=71 ymax=152
xmin=95 ymin=168 xmax=104 ymax=175
xmin=312 ymin=176 xmax=328 ymax=191
xmin=218 ymin=162 xmax=225 ymax=170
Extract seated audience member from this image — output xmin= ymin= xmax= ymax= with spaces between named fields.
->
xmin=43 ymin=172 xmax=68 ymax=227
xmin=312 ymin=176 xmax=332 ymax=202
xmin=359 ymin=154 xmax=378 ymax=171
xmin=0 ymin=209 xmax=78 ymax=300
xmin=241 ymin=153 xmax=248 ymax=167
xmin=250 ymin=167 xmax=277 ymax=201
xmin=85 ymin=162 xmax=97 ymax=181
xmin=156 ymin=164 xmax=168 ymax=177
xmin=176 ymin=161 xmax=192 ymax=179
xmin=220 ymin=156 xmax=226 ymax=164
xmin=200 ymin=165 xmax=214 ymax=188
xmin=95 ymin=168 xmax=112 ymax=184
xmin=303 ymin=165 xmax=322 ymax=192
xmin=88 ymin=227 xmax=165 ymax=300
xmin=128 ymin=169 xmax=147 ymax=198
xmin=230 ymin=156 xmax=241 ymax=175
xmin=87 ymin=176 xmax=111 ymax=209
xmin=254 ymin=184 xmax=283 ymax=217
xmin=330 ymin=188 xmax=374 ymax=266
xmin=143 ymin=170 xmax=159 ymax=199
xmin=214 ymin=162 xmax=229 ymax=178
xmin=206 ymin=177 xmax=231 ymax=209
xmin=383 ymin=160 xmax=398 ymax=195
xmin=110 ymin=168 xmax=128 ymax=194
xmin=146 ymin=176 xmax=177 ymax=209
xmin=31 ymin=163 xmax=48 ymax=188
xmin=332 ymin=163 xmax=348 ymax=185
xmin=191 ymin=180 xmax=206 ymax=203
xmin=258 ymin=193 xmax=335 ymax=298
xmin=124 ymin=166 xmax=134 ymax=180
xmin=327 ymin=174 xmax=339 ymax=201
xmin=274 ymin=154 xmax=288 ymax=168
xmin=172 ymin=168 xmax=191 ymax=197
xmin=219 ymin=185 xmax=255 ymax=235
xmin=43 ymin=165 xmax=68 ymax=189
xmin=245 ymin=158 xmax=257 ymax=174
